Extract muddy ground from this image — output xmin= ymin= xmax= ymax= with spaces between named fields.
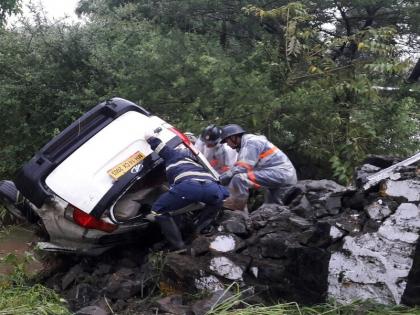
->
xmin=0 ymin=225 xmax=43 ymax=275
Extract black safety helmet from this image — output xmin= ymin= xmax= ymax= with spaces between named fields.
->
xmin=201 ymin=124 xmax=222 ymax=145
xmin=220 ymin=124 xmax=246 ymax=143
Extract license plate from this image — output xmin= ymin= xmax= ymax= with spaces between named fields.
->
xmin=107 ymin=151 xmax=145 ymax=180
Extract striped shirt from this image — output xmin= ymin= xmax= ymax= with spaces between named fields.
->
xmin=147 ymin=137 xmax=215 ymax=185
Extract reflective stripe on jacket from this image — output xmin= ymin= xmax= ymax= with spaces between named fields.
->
xmin=195 ymin=138 xmax=238 ymax=174
xmin=232 ymin=134 xmax=296 ymax=187
xmin=149 ymin=138 xmax=215 ymax=185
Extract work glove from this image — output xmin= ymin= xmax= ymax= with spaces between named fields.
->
xmin=143 ymin=129 xmax=155 ymax=140
xmin=219 ymin=171 xmax=233 ymax=186
xmin=146 ymin=136 xmax=161 ymax=150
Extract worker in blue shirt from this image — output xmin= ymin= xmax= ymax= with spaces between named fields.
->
xmin=145 ymin=133 xmax=229 ymax=250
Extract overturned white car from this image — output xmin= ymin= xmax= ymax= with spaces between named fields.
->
xmin=0 ymin=97 xmax=217 ymax=255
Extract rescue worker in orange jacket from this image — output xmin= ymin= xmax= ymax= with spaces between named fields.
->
xmin=195 ymin=125 xmax=238 ymax=175
xmin=219 ymin=124 xmax=297 ymax=211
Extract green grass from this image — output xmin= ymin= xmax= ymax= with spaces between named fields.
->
xmin=206 ymin=285 xmax=420 ymax=315
xmin=208 ymin=301 xmax=420 ymax=315
xmin=0 ymin=250 xmax=71 ymax=315
xmin=0 ymin=284 xmax=71 ymax=315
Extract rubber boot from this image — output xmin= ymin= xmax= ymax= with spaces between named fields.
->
xmin=194 ymin=204 xmax=219 ymax=234
xmin=155 ymin=214 xmax=186 ymax=250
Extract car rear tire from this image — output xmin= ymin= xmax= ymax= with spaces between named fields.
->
xmin=0 ymin=180 xmax=39 ymax=222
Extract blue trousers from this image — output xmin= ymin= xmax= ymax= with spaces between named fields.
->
xmin=153 ymin=179 xmax=229 ymax=214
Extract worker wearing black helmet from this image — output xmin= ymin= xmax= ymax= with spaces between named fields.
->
xmin=219 ymin=124 xmax=297 ymax=211
xmin=195 ymin=125 xmax=237 ymax=175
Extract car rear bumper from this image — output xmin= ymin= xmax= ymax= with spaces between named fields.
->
xmin=36 ymin=241 xmax=112 ymax=256
xmin=37 ymin=222 xmax=152 ymax=255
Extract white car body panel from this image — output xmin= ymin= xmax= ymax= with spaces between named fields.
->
xmin=45 ymin=111 xmax=174 ymax=213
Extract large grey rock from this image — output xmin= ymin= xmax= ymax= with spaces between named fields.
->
xmin=250 ymin=246 xmax=330 ymax=304
xmin=75 ymin=306 xmax=109 ymax=315
xmin=194 ymin=273 xmax=224 ymax=292
xmin=191 ymin=290 xmax=233 ymax=315
xmin=209 ymin=235 xmax=239 ymax=253
xmin=304 ymin=179 xmax=346 ymax=193
xmin=290 ymin=195 xmax=314 ymax=218
xmin=250 ymin=203 xmax=291 ymax=228
xmin=311 ymin=192 xmax=343 ymax=216
xmin=209 ymin=256 xmax=244 ymax=281
xmin=383 ymin=179 xmax=420 ymax=202
xmin=365 ymin=199 xmax=393 ymax=220
xmin=162 ymin=254 xmax=206 ymax=293
xmin=328 ymin=203 xmax=420 ymax=304
xmin=289 ymin=180 xmax=346 ymax=219
xmin=219 ymin=210 xmax=250 ymax=236
xmin=62 ymin=263 xmax=84 ymax=290
xmin=155 ymin=295 xmax=190 ymax=315
xmin=319 ymin=209 xmax=366 ymax=235
xmin=104 ymin=267 xmax=143 ymax=299
xmin=378 ymin=203 xmax=420 ymax=243
xmin=355 ymin=164 xmax=381 ymax=187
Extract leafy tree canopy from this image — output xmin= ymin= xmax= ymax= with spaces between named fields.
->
xmin=0 ymin=0 xmax=418 ymax=182
xmin=0 ymin=0 xmax=20 ymax=26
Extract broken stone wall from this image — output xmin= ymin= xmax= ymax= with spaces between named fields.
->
xmin=328 ymin=160 xmax=419 ymax=305
xmin=41 ymin=157 xmax=420 ymax=313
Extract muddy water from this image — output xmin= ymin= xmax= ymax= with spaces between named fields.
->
xmin=0 ymin=225 xmax=44 ymax=275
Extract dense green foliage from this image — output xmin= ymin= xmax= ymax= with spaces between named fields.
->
xmin=0 ymin=0 xmax=20 ymax=26
xmin=0 ymin=0 xmax=418 ymax=182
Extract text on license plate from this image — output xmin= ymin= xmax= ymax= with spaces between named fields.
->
xmin=107 ymin=151 xmax=145 ymax=180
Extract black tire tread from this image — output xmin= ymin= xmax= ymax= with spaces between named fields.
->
xmin=0 ymin=180 xmax=18 ymax=203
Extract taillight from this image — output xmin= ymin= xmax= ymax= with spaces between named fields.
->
xmin=169 ymin=127 xmax=199 ymax=155
xmin=73 ymin=207 xmax=117 ymax=233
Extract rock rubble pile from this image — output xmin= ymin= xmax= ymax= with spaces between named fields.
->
xmin=41 ymin=156 xmax=419 ymax=314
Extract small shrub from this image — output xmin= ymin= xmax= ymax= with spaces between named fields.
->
xmin=0 ymin=253 xmax=71 ymax=315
